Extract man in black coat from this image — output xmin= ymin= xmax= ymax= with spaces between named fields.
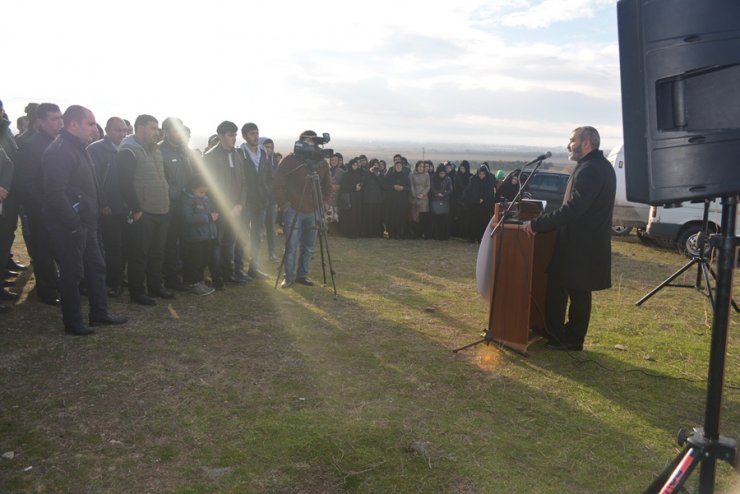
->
xmin=523 ymin=126 xmax=616 ymax=351
xmin=87 ymin=116 xmax=129 ymax=297
xmin=17 ymin=103 xmax=65 ymax=305
xmin=42 ymin=105 xmax=127 ymax=335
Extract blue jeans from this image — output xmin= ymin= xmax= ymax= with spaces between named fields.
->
xmin=282 ymin=207 xmax=317 ymax=281
xmin=234 ymin=204 xmax=267 ymax=274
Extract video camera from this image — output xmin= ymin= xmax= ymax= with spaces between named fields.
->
xmin=294 ymin=132 xmax=333 ymax=163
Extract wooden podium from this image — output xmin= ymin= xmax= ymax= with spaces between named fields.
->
xmin=486 ymin=202 xmax=556 ymax=353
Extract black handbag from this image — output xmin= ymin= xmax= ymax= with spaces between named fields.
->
xmin=431 ymin=200 xmax=449 ymax=215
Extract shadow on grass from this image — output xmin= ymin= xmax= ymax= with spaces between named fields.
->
xmin=1 ymin=234 xmax=737 ymax=493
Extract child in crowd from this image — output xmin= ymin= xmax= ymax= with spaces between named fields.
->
xmin=180 ymin=173 xmax=218 ymax=296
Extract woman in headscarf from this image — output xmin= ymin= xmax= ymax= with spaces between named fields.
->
xmin=499 ymin=170 xmax=522 ymax=202
xmin=408 ymin=161 xmax=431 ymax=239
xmin=383 ymin=160 xmax=411 ymax=239
xmin=339 ymin=158 xmax=364 ymax=238
xmin=463 ymin=164 xmax=497 ymax=243
xmin=360 ymin=159 xmax=386 ymax=237
xmin=429 ymin=164 xmax=453 ymax=240
xmin=452 ymin=160 xmax=472 ymax=238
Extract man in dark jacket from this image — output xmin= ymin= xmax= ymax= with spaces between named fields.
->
xmin=87 ymin=117 xmax=128 ymax=296
xmin=203 ymin=121 xmax=246 ymax=289
xmin=523 ymin=126 xmax=616 ymax=351
xmin=16 ymin=103 xmax=64 ymax=305
xmin=0 ymin=100 xmax=20 ymax=308
xmin=237 ymin=122 xmax=272 ymax=280
xmin=42 ymin=105 xmax=127 ymax=335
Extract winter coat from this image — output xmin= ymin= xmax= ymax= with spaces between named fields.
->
xmin=180 ymin=191 xmax=218 ymax=242
xmin=409 ymin=171 xmax=431 ymax=213
xmin=531 ymin=149 xmax=616 ymax=291
xmin=41 ymin=129 xmax=101 ymax=231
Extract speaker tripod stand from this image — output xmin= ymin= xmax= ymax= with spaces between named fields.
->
xmin=644 ymin=195 xmax=738 ymax=494
xmin=635 ymin=199 xmax=740 ymax=313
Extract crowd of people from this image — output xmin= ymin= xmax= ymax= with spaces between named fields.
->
xmin=0 ymin=100 xmax=524 ymax=335
xmin=1 ymin=102 xmax=616 ymax=351
xmin=328 ymin=154 xmax=519 ymax=243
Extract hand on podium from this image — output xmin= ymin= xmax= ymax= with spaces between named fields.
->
xmin=522 ymin=221 xmax=536 ymax=238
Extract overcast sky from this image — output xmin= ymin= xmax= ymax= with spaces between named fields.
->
xmin=3 ymin=0 xmax=622 ymax=151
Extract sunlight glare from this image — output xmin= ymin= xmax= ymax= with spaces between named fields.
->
xmin=475 ymin=345 xmax=502 ymax=372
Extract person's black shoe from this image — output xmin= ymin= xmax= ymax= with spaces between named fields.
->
xmin=0 ymin=288 xmax=20 ymax=301
xmin=6 ymin=259 xmax=28 ymax=271
xmin=295 ymin=277 xmax=315 ymax=286
xmin=89 ymin=314 xmax=128 ymax=326
xmin=211 ymin=279 xmax=226 ymax=291
xmin=4 ymin=270 xmax=19 ymax=278
xmin=545 ymin=341 xmax=584 ymax=351
xmin=64 ymin=323 xmax=95 ymax=336
xmin=280 ymin=279 xmax=294 ymax=289
xmin=149 ymin=288 xmax=176 ymax=299
xmin=107 ymin=285 xmax=124 ymax=298
xmin=131 ymin=293 xmax=157 ymax=306
xmin=247 ymin=270 xmax=268 ymax=280
xmin=234 ymin=271 xmax=254 ymax=283
xmin=164 ymin=279 xmax=189 ymax=292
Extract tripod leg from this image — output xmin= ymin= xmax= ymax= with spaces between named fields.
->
xmin=644 ymin=445 xmax=701 ymax=494
xmin=700 ymin=262 xmax=715 ymax=309
xmin=309 ymin=173 xmax=338 ymax=296
xmin=635 ymin=259 xmax=697 ymax=306
xmin=708 ymin=265 xmax=740 ymax=313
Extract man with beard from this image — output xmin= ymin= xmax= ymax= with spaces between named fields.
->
xmin=118 ymin=114 xmax=173 ymax=305
xmin=523 ymin=126 xmax=616 ymax=351
xmin=42 ymin=105 xmax=128 ymax=335
xmin=16 ymin=103 xmax=65 ymax=305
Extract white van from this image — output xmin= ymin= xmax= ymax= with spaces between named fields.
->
xmin=607 ymin=143 xmax=650 ymax=235
xmin=645 ymin=199 xmax=737 ymax=257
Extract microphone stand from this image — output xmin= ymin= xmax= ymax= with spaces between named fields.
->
xmin=453 ymin=153 xmax=550 ymax=354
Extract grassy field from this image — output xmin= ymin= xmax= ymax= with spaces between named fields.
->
xmin=1 ymin=232 xmax=738 ymax=493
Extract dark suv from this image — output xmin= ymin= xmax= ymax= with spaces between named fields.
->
xmin=519 ymin=171 xmax=570 ymax=213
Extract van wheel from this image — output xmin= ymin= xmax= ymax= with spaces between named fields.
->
xmin=677 ymin=226 xmax=711 ymax=258
xmin=611 ymin=225 xmax=632 ymax=236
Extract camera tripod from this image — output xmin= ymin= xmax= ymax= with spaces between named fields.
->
xmin=644 ymin=195 xmax=738 ymax=494
xmin=274 ymin=164 xmax=337 ymax=297
xmin=636 ymin=199 xmax=739 ymax=313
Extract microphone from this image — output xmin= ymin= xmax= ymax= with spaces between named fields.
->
xmin=537 ymin=151 xmax=552 ymax=161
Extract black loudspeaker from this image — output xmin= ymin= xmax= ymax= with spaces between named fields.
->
xmin=617 ymin=0 xmax=740 ymax=205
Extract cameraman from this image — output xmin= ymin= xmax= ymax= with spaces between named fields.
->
xmin=273 ymin=130 xmax=331 ymax=288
